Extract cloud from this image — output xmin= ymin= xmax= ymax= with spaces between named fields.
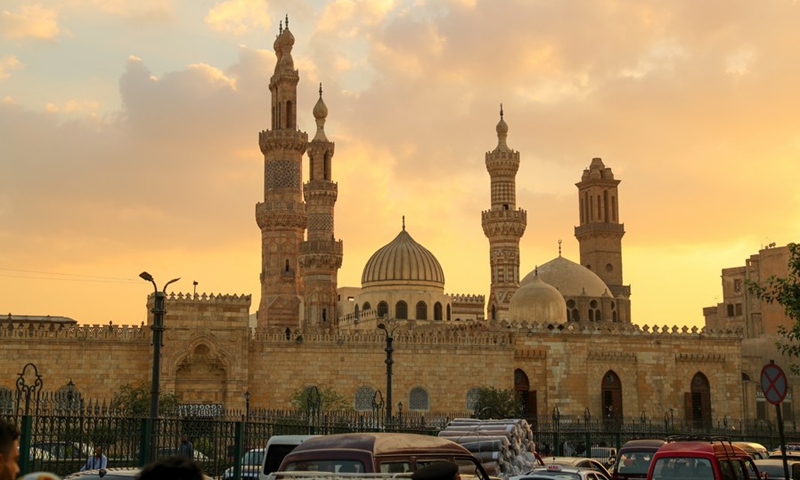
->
xmin=205 ymin=0 xmax=271 ymax=36
xmin=0 ymin=4 xmax=60 ymax=40
xmin=0 ymin=55 xmax=23 ymax=79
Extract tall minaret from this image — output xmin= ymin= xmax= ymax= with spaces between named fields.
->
xmin=574 ymin=158 xmax=631 ymax=308
xmin=256 ymin=17 xmax=308 ymax=329
xmin=481 ymin=106 xmax=527 ymax=321
xmin=300 ymin=84 xmax=343 ymax=328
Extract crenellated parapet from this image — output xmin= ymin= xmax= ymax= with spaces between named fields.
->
xmin=451 ymin=294 xmax=485 ymax=304
xmin=0 ymin=321 xmax=146 ymax=340
xmin=498 ymin=319 xmax=743 ymax=339
xmin=155 ymin=292 xmax=252 ymax=305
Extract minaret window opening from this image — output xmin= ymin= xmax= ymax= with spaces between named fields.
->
xmin=324 ymin=153 xmax=330 ymax=181
xmin=416 ymin=301 xmax=428 ymax=320
xmin=434 ymin=302 xmax=443 ymax=321
xmin=612 ymin=196 xmax=617 ymax=221
xmin=589 ymin=310 xmax=594 ymax=321
xmin=589 ymin=195 xmax=593 ymax=221
xmin=286 ymin=101 xmax=293 ymax=129
xmin=284 ymin=259 xmax=290 ymax=273
xmin=309 ymin=155 xmax=315 ymax=178
xmin=603 ymin=190 xmax=609 ymax=222
xmin=580 ymin=198 xmax=585 ymax=224
xmin=396 ymin=301 xmax=408 ymax=319
xmin=597 ymin=194 xmax=602 ymax=220
xmin=503 ymin=204 xmax=509 ymax=210
xmin=322 ymin=308 xmax=327 ymax=323
xmin=491 ymin=304 xmax=496 ymax=320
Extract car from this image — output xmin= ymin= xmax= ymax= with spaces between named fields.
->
xmin=63 ymin=468 xmax=214 ymax=479
xmin=612 ymin=439 xmax=666 ymax=480
xmin=224 ymin=447 xmax=265 ymax=480
xmin=647 ymin=438 xmax=759 ymax=480
xmin=511 ymin=464 xmax=612 ymax=480
xmin=33 ymin=441 xmax=94 ymax=460
xmin=754 ymin=458 xmax=800 ymax=480
xmin=541 ymin=457 xmax=612 ymax=480
xmin=734 ymin=442 xmax=769 ymax=460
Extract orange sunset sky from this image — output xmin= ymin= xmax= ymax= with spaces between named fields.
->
xmin=2 ymin=0 xmax=799 ymax=329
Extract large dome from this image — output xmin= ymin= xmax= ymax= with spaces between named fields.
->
xmin=509 ymin=274 xmax=567 ymax=323
xmin=361 ymin=228 xmax=445 ymax=290
xmin=521 ymin=256 xmax=611 ymax=297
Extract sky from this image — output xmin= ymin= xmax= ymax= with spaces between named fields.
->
xmin=2 ymin=0 xmax=800 ymax=329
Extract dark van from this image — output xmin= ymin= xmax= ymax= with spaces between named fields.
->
xmin=275 ymin=433 xmax=490 ymax=480
xmin=613 ymin=439 xmax=666 ymax=480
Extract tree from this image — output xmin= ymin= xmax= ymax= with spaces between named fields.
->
xmin=290 ymin=386 xmax=352 ymax=412
xmin=747 ymin=242 xmax=800 ymax=374
xmin=472 ymin=387 xmax=522 ymax=419
xmin=111 ymin=381 xmax=180 ymax=416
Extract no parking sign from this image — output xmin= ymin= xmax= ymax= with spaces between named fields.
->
xmin=761 ymin=362 xmax=788 ymax=405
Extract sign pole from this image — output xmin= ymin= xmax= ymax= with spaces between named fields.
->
xmin=761 ymin=360 xmax=789 ymax=480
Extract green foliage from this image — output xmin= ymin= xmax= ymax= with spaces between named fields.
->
xmin=111 ymin=381 xmax=180 ymax=417
xmin=747 ymin=243 xmax=800 ymax=374
xmin=472 ymin=386 xmax=522 ymax=419
xmin=290 ymin=386 xmax=352 ymax=412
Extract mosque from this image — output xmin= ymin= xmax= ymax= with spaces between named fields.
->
xmin=0 ymin=19 xmax=794 ymax=428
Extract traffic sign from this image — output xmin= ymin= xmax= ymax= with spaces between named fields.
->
xmin=761 ymin=362 xmax=788 ymax=405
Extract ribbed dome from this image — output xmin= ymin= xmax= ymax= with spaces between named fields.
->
xmin=509 ymin=274 xmax=567 ymax=323
xmin=521 ymin=256 xmax=611 ymax=297
xmin=361 ymin=229 xmax=445 ymax=290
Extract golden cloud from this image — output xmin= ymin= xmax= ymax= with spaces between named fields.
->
xmin=0 ymin=4 xmax=60 ymax=40
xmin=0 ymin=54 xmax=23 ymax=79
xmin=205 ymin=0 xmax=271 ymax=36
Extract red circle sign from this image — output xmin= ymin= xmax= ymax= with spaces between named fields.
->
xmin=761 ymin=363 xmax=788 ymax=405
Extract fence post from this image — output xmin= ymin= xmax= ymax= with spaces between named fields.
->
xmin=19 ymin=414 xmax=32 ymax=475
xmin=140 ymin=418 xmax=151 ymax=467
xmin=233 ymin=421 xmax=244 ymax=480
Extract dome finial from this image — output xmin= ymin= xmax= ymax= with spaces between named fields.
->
xmin=279 ymin=20 xmax=283 ymax=33
xmin=535 ymin=265 xmax=539 ymax=276
xmin=500 ymin=103 xmax=504 ymax=119
xmin=558 ymin=239 xmax=562 ymax=257
xmin=285 ymin=14 xmax=289 ymax=29
xmin=402 ymin=216 xmax=405 ymax=231
xmin=319 ymin=82 xmax=323 ymax=99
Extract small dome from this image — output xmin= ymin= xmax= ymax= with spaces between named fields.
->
xmin=496 ymin=117 xmax=508 ymax=136
xmin=509 ymin=274 xmax=567 ymax=323
xmin=362 ymin=228 xmax=445 ymax=290
xmin=521 ymin=256 xmax=611 ymax=297
xmin=313 ymin=96 xmax=328 ymax=120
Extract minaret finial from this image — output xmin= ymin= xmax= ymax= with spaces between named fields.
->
xmin=535 ymin=265 xmax=539 ymax=276
xmin=558 ymin=239 xmax=562 ymax=257
xmin=319 ymin=82 xmax=323 ymax=99
xmin=500 ymin=103 xmax=504 ymax=119
xmin=285 ymin=14 xmax=289 ymax=29
xmin=402 ymin=216 xmax=405 ymax=231
xmin=279 ymin=20 xmax=282 ymax=33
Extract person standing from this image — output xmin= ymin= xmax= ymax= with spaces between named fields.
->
xmin=80 ymin=446 xmax=107 ymax=471
xmin=0 ymin=419 xmax=20 ymax=480
xmin=178 ymin=435 xmax=194 ymax=459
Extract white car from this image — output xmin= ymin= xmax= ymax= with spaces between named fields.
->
xmin=511 ymin=464 xmax=609 ymax=480
xmin=223 ymin=448 xmax=266 ymax=480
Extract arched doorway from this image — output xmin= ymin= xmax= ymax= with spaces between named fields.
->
xmin=515 ymin=369 xmax=537 ymax=422
xmin=602 ymin=370 xmax=623 ymax=428
xmin=688 ymin=372 xmax=712 ymax=430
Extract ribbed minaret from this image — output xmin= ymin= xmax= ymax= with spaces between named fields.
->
xmin=574 ymin=157 xmax=631 ymax=320
xmin=481 ymin=106 xmax=527 ymax=321
xmin=300 ymin=84 xmax=343 ymax=328
xmin=256 ymin=17 xmax=308 ymax=329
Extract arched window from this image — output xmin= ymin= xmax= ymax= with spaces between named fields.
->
xmin=286 ymin=101 xmax=293 ymax=128
xmin=466 ymin=388 xmax=481 ymax=411
xmin=377 ymin=302 xmax=388 ymax=318
xmin=409 ymin=387 xmax=429 ymax=411
xmin=324 ymin=153 xmax=331 ymax=181
xmin=491 ymin=304 xmax=496 ymax=320
xmin=396 ymin=301 xmax=408 ymax=320
xmin=446 ymin=304 xmax=451 ymax=321
xmin=690 ymin=372 xmax=712 ymax=429
xmin=363 ymin=302 xmax=371 ymax=311
xmin=354 ymin=304 xmax=360 ymax=318
xmin=571 ymin=309 xmax=580 ymax=321
xmin=595 ymin=310 xmax=602 ymax=321
xmin=416 ymin=301 xmax=427 ymax=320
xmin=588 ymin=310 xmax=594 ymax=321
xmin=602 ymin=370 xmax=623 ymax=422
xmin=515 ymin=369 xmax=536 ymax=418
xmin=322 ymin=308 xmax=327 ymax=323
xmin=434 ymin=302 xmax=443 ymax=321
xmin=612 ymin=311 xmax=617 ymax=322
xmin=354 ymin=386 xmax=375 ymax=411
xmin=285 ymin=259 xmax=290 ymax=273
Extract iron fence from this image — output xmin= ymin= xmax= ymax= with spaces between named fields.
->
xmin=6 ymin=406 xmax=800 ymax=478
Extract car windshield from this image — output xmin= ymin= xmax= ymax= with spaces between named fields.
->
xmin=651 ymin=458 xmax=714 ymax=480
xmin=617 ymin=451 xmax=654 ymax=475
xmin=243 ymin=450 xmax=265 ymax=465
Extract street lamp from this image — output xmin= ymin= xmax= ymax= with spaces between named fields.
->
xmin=140 ymin=271 xmax=180 ymax=462
xmin=377 ymin=322 xmax=397 ymax=426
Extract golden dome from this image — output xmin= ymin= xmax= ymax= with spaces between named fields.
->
xmin=361 ymin=228 xmax=445 ymax=290
xmin=521 ymin=256 xmax=611 ymax=297
xmin=509 ymin=273 xmax=567 ymax=323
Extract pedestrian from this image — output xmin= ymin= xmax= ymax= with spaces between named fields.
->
xmin=0 ymin=419 xmax=20 ymax=480
xmin=178 ymin=434 xmax=194 ymax=458
xmin=80 ymin=445 xmax=107 ymax=471
xmin=137 ymin=455 xmax=204 ymax=480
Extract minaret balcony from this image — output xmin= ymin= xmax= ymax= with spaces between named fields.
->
xmin=300 ymin=239 xmax=344 ymax=256
xmin=259 ymin=129 xmax=309 ymax=154
xmin=574 ymin=222 xmax=625 ymax=238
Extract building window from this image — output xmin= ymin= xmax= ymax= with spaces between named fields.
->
xmin=756 ymin=388 xmax=767 ymax=421
xmin=416 ymin=301 xmax=427 ymax=320
xmin=377 ymin=302 xmax=388 ymax=318
xmin=784 ymin=391 xmax=794 ymax=423
xmin=727 ymin=304 xmax=735 ymax=317
xmin=447 ymin=304 xmax=451 ymax=321
xmin=588 ymin=310 xmax=594 ymax=321
xmin=396 ymin=301 xmax=408 ymax=319
xmin=354 ymin=386 xmax=375 ymax=411
xmin=363 ymin=302 xmax=371 ymax=311
xmin=735 ymin=303 xmax=743 ymax=316
xmin=734 ymin=279 xmax=742 ymax=292
xmin=409 ymin=387 xmax=429 ymax=411
xmin=434 ymin=302 xmax=443 ymax=321
xmin=571 ymin=309 xmax=580 ymax=321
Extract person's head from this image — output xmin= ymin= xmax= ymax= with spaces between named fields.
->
xmin=94 ymin=446 xmax=103 ymax=456
xmin=0 ymin=419 xmax=20 ymax=480
xmin=138 ymin=455 xmax=204 ymax=480
xmin=182 ymin=434 xmax=189 ymax=442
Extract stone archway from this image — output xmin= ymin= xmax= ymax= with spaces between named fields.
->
xmin=602 ymin=370 xmax=623 ymax=425
xmin=688 ymin=372 xmax=711 ymax=430
xmin=175 ymin=343 xmax=227 ymax=405
xmin=515 ymin=369 xmax=537 ymax=420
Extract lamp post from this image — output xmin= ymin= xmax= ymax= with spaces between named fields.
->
xmin=139 ymin=271 xmax=180 ymax=462
xmin=377 ymin=322 xmax=397 ymax=427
